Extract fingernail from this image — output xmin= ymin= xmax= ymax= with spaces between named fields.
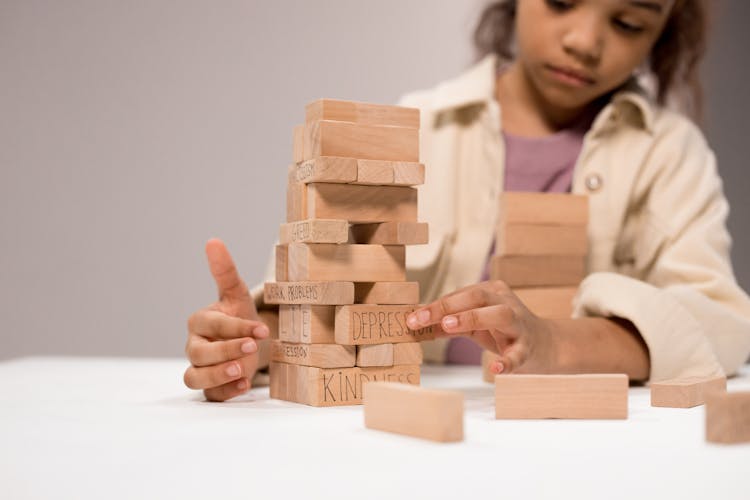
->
xmin=442 ymin=315 xmax=458 ymax=329
xmin=417 ymin=309 xmax=430 ymax=324
xmin=241 ymin=340 xmax=257 ymax=353
xmin=253 ymin=325 xmax=269 ymax=338
xmin=236 ymin=378 xmax=249 ymax=391
xmin=226 ymin=363 xmax=241 ymax=377
xmin=494 ymin=361 xmax=504 ymax=374
xmin=407 ymin=314 xmax=419 ymax=329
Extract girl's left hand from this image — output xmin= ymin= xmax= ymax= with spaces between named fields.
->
xmin=406 ymin=281 xmax=554 ymax=375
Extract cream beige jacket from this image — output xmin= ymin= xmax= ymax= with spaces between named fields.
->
xmin=256 ymin=55 xmax=750 ymax=382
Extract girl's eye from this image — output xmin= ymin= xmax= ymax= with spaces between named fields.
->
xmin=613 ymin=18 xmax=645 ymax=34
xmin=545 ymin=0 xmax=575 ymax=12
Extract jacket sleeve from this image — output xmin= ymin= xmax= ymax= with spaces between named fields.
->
xmin=574 ymin=117 xmax=750 ymax=381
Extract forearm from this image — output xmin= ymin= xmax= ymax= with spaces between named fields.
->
xmin=544 ymin=317 xmax=651 ymax=381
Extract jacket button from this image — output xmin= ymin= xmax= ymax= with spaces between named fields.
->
xmin=585 ymin=173 xmax=603 ymax=192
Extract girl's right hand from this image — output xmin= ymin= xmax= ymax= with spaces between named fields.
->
xmin=183 ymin=239 xmax=270 ymax=401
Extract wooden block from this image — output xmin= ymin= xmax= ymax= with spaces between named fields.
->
xmin=335 ymin=305 xmax=436 ymax=345
xmin=364 ymin=382 xmax=463 ymax=442
xmin=650 ymin=375 xmax=727 ymax=408
xmin=279 ymin=219 xmax=349 ymax=244
xmin=490 ymin=254 xmax=586 ymax=287
xmin=495 ymin=374 xmax=629 ymax=419
xmin=286 ymin=181 xmax=306 ymax=222
xmin=514 ymin=287 xmax=577 ymax=319
xmin=271 ymin=339 xmax=355 ymax=368
xmin=290 ymin=157 xmax=358 ymax=184
xmin=275 ymin=245 xmax=288 ymax=281
xmin=357 ymin=344 xmax=394 ymax=367
xmin=393 ymin=342 xmax=423 ymax=365
xmin=496 ymin=224 xmax=588 ymax=256
xmin=356 ymin=159 xmax=394 ymax=184
xmin=481 ymin=350 xmax=499 ymax=383
xmin=706 ymin=391 xmax=750 ymax=444
xmin=392 ymin=162 xmax=425 ymax=186
xmin=500 ymin=192 xmax=589 ymax=226
xmin=278 ymin=305 xmax=336 ymax=344
xmin=305 ymin=120 xmax=419 ymax=162
xmin=292 ymin=124 xmax=305 ymax=163
xmin=287 ymin=243 xmax=406 ymax=282
xmin=270 ymin=362 xmax=420 ymax=407
xmin=350 ymin=222 xmax=428 ymax=245
xmin=353 ymin=282 xmax=420 ymax=305
xmin=305 ymin=99 xmax=420 ymax=129
xmin=264 ymin=281 xmax=354 ymax=305
xmin=307 ymin=183 xmax=417 ymax=224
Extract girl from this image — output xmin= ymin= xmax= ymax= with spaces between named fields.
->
xmin=184 ymin=0 xmax=750 ymax=402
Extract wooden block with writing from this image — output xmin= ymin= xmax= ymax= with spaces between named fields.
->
xmin=357 ymin=344 xmax=394 ymax=367
xmin=306 ymin=183 xmax=417 ymax=224
xmin=278 ymin=305 xmax=336 ymax=344
xmin=335 ymin=305 xmax=436 ymax=345
xmin=364 ymin=382 xmax=463 ymax=442
xmin=353 ymin=282 xmax=420 ymax=304
xmin=287 ymin=243 xmax=406 ymax=282
xmin=495 ymin=374 xmax=628 ymax=419
xmin=514 ymin=287 xmax=577 ymax=319
xmin=271 ymin=340 xmax=355 ymax=368
xmin=706 ymin=391 xmax=750 ymax=444
xmin=292 ymin=124 xmax=305 ymax=163
xmin=264 ymin=281 xmax=354 ymax=305
xmin=490 ymin=254 xmax=586 ymax=287
xmin=651 ymin=375 xmax=727 ymax=408
xmin=304 ymin=120 xmax=419 ymax=163
xmin=286 ymin=180 xmax=306 ymax=222
xmin=482 ymin=350 xmax=499 ymax=383
xmin=290 ymin=157 xmax=358 ymax=184
xmin=279 ymin=219 xmax=349 ymax=244
xmin=393 ymin=342 xmax=423 ymax=365
xmin=305 ymin=99 xmax=420 ymax=129
xmin=275 ymin=245 xmax=288 ymax=281
xmin=350 ymin=222 xmax=428 ymax=245
xmin=270 ymin=362 xmax=420 ymax=407
xmin=496 ymin=224 xmax=588 ymax=256
xmin=500 ymin=192 xmax=589 ymax=226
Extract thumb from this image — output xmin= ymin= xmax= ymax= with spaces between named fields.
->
xmin=491 ymin=341 xmax=528 ymax=375
xmin=205 ymin=238 xmax=251 ymax=306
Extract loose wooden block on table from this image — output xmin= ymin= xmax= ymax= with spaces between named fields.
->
xmin=500 ymin=192 xmax=589 ymax=226
xmin=287 ymin=243 xmax=406 ymax=282
xmin=271 ymin=339 xmax=355 ymax=368
xmin=482 ymin=350 xmax=499 ymax=383
xmin=490 ymin=254 xmax=586 ymax=287
xmin=304 ymin=120 xmax=419 ymax=163
xmin=335 ymin=305 xmax=436 ymax=345
xmin=270 ymin=362 xmax=420 ymax=407
xmin=353 ymin=282 xmax=420 ymax=305
xmin=363 ymin=382 xmax=463 ymax=443
xmin=350 ymin=222 xmax=428 ymax=245
xmin=357 ymin=343 xmax=394 ymax=367
xmin=292 ymin=124 xmax=305 ymax=163
xmin=496 ymin=224 xmax=588 ymax=256
xmin=705 ymin=391 xmax=750 ymax=444
xmin=275 ymin=245 xmax=288 ymax=281
xmin=650 ymin=375 xmax=727 ymax=408
xmin=306 ymin=183 xmax=417 ymax=224
xmin=495 ymin=374 xmax=628 ymax=419
xmin=290 ymin=157 xmax=358 ymax=184
xmin=514 ymin=287 xmax=577 ymax=319
xmin=305 ymin=99 xmax=420 ymax=129
xmin=279 ymin=219 xmax=349 ymax=244
xmin=264 ymin=281 xmax=354 ymax=305
xmin=393 ymin=342 xmax=423 ymax=365
xmin=278 ymin=305 xmax=336 ymax=344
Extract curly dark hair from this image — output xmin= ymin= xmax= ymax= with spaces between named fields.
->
xmin=474 ymin=0 xmax=709 ymax=117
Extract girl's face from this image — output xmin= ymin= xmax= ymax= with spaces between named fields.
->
xmin=515 ymin=0 xmax=674 ymax=110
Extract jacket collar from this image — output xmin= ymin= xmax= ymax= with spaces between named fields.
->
xmin=430 ymin=54 xmax=655 ymax=134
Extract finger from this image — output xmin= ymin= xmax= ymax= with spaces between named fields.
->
xmin=183 ymin=359 xmax=245 ymax=390
xmin=492 ymin=342 xmax=529 ymax=375
xmin=407 ymin=286 xmax=504 ymax=329
xmin=205 ymin=238 xmax=251 ymax=303
xmin=439 ymin=304 xmax=516 ymax=334
xmin=188 ymin=309 xmax=269 ymax=340
xmin=204 ymin=377 xmax=251 ymax=402
xmin=186 ymin=336 xmax=258 ymax=367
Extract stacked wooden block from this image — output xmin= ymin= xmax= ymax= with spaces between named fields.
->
xmin=266 ymin=99 xmax=436 ymax=407
xmin=483 ymin=192 xmax=589 ymax=382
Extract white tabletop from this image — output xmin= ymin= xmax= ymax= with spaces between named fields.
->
xmin=1 ymin=357 xmax=748 ymax=500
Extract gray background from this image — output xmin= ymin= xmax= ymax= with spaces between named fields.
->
xmin=1 ymin=0 xmax=748 ymax=360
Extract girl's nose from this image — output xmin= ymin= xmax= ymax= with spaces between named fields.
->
xmin=561 ymin=19 xmax=604 ymax=66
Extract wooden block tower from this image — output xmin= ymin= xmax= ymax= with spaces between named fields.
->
xmin=266 ymin=99 xmax=436 ymax=406
xmin=483 ymin=192 xmax=589 ymax=382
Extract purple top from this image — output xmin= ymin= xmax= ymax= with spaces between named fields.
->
xmin=445 ymin=123 xmax=589 ymax=365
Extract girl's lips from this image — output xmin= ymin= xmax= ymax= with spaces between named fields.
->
xmin=546 ymin=64 xmax=596 ymax=87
